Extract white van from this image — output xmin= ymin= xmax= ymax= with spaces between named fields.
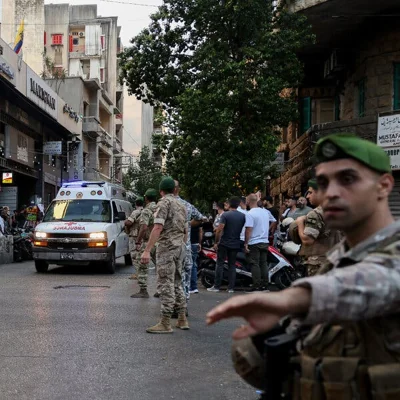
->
xmin=32 ymin=181 xmax=133 ymax=274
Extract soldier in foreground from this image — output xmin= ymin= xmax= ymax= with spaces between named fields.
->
xmin=124 ymin=197 xmax=144 ymax=280
xmin=295 ymin=178 xmax=342 ymax=276
xmin=207 ymin=133 xmax=400 ymax=398
xmin=130 ymin=188 xmax=158 ymax=299
xmin=141 ymin=177 xmax=188 ymax=334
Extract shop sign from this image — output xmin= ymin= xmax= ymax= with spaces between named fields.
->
xmin=26 ymin=67 xmax=58 ymax=119
xmin=43 ymin=141 xmax=62 ymax=155
xmin=383 ymin=146 xmax=400 ymax=171
xmin=0 ymin=55 xmax=15 ymax=85
xmin=271 ymin=152 xmax=285 ymax=172
xmin=377 ymin=114 xmax=400 ymax=147
xmin=68 ymin=141 xmax=83 ymax=181
xmin=2 ymin=172 xmax=13 ymax=184
xmin=63 ymin=104 xmax=81 ymax=123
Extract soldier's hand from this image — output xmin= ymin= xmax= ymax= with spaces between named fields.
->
xmin=206 ymin=288 xmax=311 ymax=340
xmin=140 ymin=250 xmax=150 ymax=264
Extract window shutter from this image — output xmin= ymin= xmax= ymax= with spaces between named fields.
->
xmin=300 ymin=97 xmax=312 ymax=135
xmin=394 ymin=64 xmax=400 ymax=110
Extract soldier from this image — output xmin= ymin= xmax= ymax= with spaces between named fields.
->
xmin=174 ymin=180 xmax=204 ymax=304
xmin=207 ymin=133 xmax=400 ymax=398
xmin=296 ymin=179 xmax=342 ymax=276
xmin=140 ymin=177 xmax=188 ymax=334
xmin=130 ymin=189 xmax=158 ymax=299
xmin=124 ymin=197 xmax=144 ymax=280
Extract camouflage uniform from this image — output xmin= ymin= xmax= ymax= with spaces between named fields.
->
xmin=154 ymin=194 xmax=187 ymax=317
xmin=136 ymin=202 xmax=158 ymax=290
xmin=290 ymin=220 xmax=400 ymax=399
xmin=176 ymin=196 xmax=204 ymax=301
xmin=299 ymin=206 xmax=342 ymax=276
xmin=126 ymin=207 xmax=143 ymax=269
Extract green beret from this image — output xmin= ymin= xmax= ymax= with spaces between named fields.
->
xmin=159 ymin=176 xmax=175 ymax=191
xmin=314 ymin=133 xmax=391 ymax=173
xmin=144 ymin=188 xmax=157 ymax=198
xmin=308 ymin=179 xmax=318 ymax=190
xmin=135 ymin=196 xmax=144 ymax=203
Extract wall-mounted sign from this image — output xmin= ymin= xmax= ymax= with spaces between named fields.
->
xmin=68 ymin=141 xmax=83 ymax=181
xmin=43 ymin=141 xmax=62 ymax=155
xmin=2 ymin=172 xmax=13 ymax=184
xmin=63 ymin=103 xmax=81 ymax=123
xmin=383 ymin=146 xmax=400 ymax=171
xmin=26 ymin=67 xmax=58 ymax=119
xmin=377 ymin=113 xmax=400 ymax=147
xmin=0 ymin=55 xmax=15 ymax=85
xmin=271 ymin=152 xmax=285 ymax=172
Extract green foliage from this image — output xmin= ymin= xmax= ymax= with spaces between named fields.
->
xmin=122 ymin=146 xmax=163 ymax=197
xmin=120 ymin=0 xmax=314 ymax=203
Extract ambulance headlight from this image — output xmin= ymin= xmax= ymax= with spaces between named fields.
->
xmin=89 ymin=232 xmax=106 ymax=240
xmin=35 ymin=231 xmax=47 ymax=239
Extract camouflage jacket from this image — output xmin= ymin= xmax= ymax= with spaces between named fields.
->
xmin=126 ymin=207 xmax=143 ymax=237
xmin=154 ymin=194 xmax=187 ymax=248
xmin=138 ymin=202 xmax=157 ymax=242
xmin=176 ymin=196 xmax=204 ymax=245
xmin=293 ymin=219 xmax=400 ymax=326
xmin=299 ymin=206 xmax=342 ymax=261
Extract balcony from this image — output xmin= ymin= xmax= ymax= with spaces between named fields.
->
xmin=115 ymin=113 xmax=123 ymax=127
xmin=82 ymin=116 xmax=102 ymax=138
xmin=113 ymin=137 xmax=122 ymax=154
xmin=69 ymin=45 xmax=86 ymax=58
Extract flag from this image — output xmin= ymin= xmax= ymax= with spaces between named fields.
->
xmin=13 ymin=20 xmax=24 ymax=54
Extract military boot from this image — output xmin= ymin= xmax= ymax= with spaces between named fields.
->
xmin=176 ymin=312 xmax=189 ymax=330
xmin=146 ymin=316 xmax=173 ymax=334
xmin=130 ymin=288 xmax=149 ymax=298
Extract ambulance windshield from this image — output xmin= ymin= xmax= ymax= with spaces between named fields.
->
xmin=43 ymin=200 xmax=112 ymax=223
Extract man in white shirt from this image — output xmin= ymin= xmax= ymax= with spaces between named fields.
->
xmin=244 ymin=193 xmax=276 ymax=292
xmin=237 ymin=196 xmax=250 ymax=250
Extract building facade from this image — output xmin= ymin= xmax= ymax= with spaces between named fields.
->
xmin=270 ymin=0 xmax=400 ymax=217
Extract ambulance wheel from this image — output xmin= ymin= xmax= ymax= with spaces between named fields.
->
xmin=35 ymin=261 xmax=49 ymax=273
xmin=124 ymin=253 xmax=133 ymax=266
xmin=104 ymin=246 xmax=116 ymax=274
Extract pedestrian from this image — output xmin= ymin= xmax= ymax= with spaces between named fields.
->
xmin=262 ymin=195 xmax=279 ymax=245
xmin=140 ymin=176 xmax=188 ymax=333
xmin=207 ymin=197 xmax=246 ymax=293
xmin=282 ymin=196 xmax=298 ymax=220
xmin=130 ymin=189 xmax=158 ymax=298
xmin=237 ymin=196 xmax=250 ymax=250
xmin=295 ymin=179 xmax=342 ymax=276
xmin=189 ymin=221 xmax=203 ymax=294
xmin=289 ymin=196 xmax=312 ymax=220
xmin=244 ymin=193 xmax=277 ymax=292
xmin=213 ymin=201 xmax=225 ymax=231
xmin=124 ymin=197 xmax=144 ymax=280
xmin=174 ymin=180 xmax=204 ymax=304
xmin=207 ymin=133 xmax=400 ymax=398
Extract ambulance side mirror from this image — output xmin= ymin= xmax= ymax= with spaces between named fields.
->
xmin=114 ymin=211 xmax=126 ymax=222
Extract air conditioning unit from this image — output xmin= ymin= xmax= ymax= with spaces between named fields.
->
xmin=79 ymin=32 xmax=85 ymax=38
xmin=330 ymin=50 xmax=345 ymax=72
xmin=73 ymin=38 xmax=79 ymax=45
xmin=323 ymin=59 xmax=332 ymax=79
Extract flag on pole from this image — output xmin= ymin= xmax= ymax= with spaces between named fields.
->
xmin=13 ymin=20 xmax=24 ymax=54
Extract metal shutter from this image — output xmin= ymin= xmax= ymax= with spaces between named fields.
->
xmin=389 ymin=173 xmax=400 ymax=219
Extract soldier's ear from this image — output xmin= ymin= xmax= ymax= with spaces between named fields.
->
xmin=376 ymin=173 xmax=394 ymax=200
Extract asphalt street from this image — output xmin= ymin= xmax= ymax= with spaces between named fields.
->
xmin=0 ymin=258 xmax=258 ymax=400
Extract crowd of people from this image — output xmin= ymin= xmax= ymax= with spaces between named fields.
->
xmin=0 ymin=202 xmax=42 ymax=236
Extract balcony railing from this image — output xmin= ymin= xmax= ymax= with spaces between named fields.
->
xmin=83 ymin=116 xmax=102 ymax=137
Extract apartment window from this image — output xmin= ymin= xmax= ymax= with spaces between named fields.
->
xmin=100 ymin=68 xmax=105 ymax=83
xmin=101 ymin=35 xmax=106 ymax=50
xmin=393 ymin=63 xmax=400 ymax=110
xmin=312 ymin=98 xmax=334 ymax=125
xmin=356 ymin=78 xmax=366 ymax=117
xmin=52 ymin=34 xmax=63 ymax=45
xmin=334 ymin=95 xmax=341 ymax=121
xmin=282 ymin=127 xmax=288 ymax=143
xmin=299 ymin=97 xmax=312 ymax=136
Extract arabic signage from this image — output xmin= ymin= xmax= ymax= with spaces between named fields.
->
xmin=2 ymin=172 xmax=13 ymax=184
xmin=271 ymin=152 xmax=285 ymax=172
xmin=68 ymin=141 xmax=83 ymax=181
xmin=377 ymin=112 xmax=400 ymax=170
xmin=26 ymin=67 xmax=58 ymax=119
xmin=43 ymin=141 xmax=62 ymax=155
xmin=0 ymin=55 xmax=15 ymax=85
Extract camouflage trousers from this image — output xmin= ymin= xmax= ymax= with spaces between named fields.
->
xmin=135 ymin=242 xmax=155 ymax=290
xmin=156 ymin=243 xmax=186 ymax=317
xmin=129 ymin=237 xmax=139 ymax=269
xmin=182 ymin=243 xmax=192 ymax=302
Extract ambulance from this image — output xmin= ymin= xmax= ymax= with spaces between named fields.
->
xmin=32 ymin=181 xmax=133 ymax=273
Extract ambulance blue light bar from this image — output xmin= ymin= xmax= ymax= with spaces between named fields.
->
xmin=62 ymin=181 xmax=106 ymax=188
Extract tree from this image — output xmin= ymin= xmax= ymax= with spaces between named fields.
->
xmin=41 ymin=50 xmax=68 ymax=94
xmin=122 ymin=146 xmax=163 ymax=197
xmin=120 ymin=0 xmax=314 ymax=203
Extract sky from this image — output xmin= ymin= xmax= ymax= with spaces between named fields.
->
xmin=44 ymin=0 xmax=163 ymax=156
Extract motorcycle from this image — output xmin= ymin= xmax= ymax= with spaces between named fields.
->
xmin=199 ymin=245 xmax=300 ymax=290
xmin=5 ymin=227 xmax=33 ymax=262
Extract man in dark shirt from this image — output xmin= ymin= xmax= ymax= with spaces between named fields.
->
xmin=207 ymin=197 xmax=245 ymax=293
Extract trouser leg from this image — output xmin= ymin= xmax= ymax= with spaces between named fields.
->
xmin=227 ymin=248 xmax=238 ymax=290
xmin=136 ymin=242 xmax=149 ymax=290
xmin=248 ymin=244 xmax=261 ymax=288
xmin=259 ymin=243 xmax=269 ymax=287
xmin=190 ymin=244 xmax=199 ymax=291
xmin=174 ymin=244 xmax=186 ymax=313
xmin=214 ymin=245 xmax=227 ymax=288
xmin=182 ymin=243 xmax=192 ymax=301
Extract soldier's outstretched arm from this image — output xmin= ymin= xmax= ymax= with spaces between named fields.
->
xmin=206 ymin=287 xmax=311 ymax=339
xmin=141 ymin=224 xmax=163 ymax=264
xmin=291 ymin=255 xmax=400 ymax=324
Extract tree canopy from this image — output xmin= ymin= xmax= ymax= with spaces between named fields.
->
xmin=120 ymin=0 xmax=314 ymax=204
xmin=122 ymin=146 xmax=163 ymax=198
